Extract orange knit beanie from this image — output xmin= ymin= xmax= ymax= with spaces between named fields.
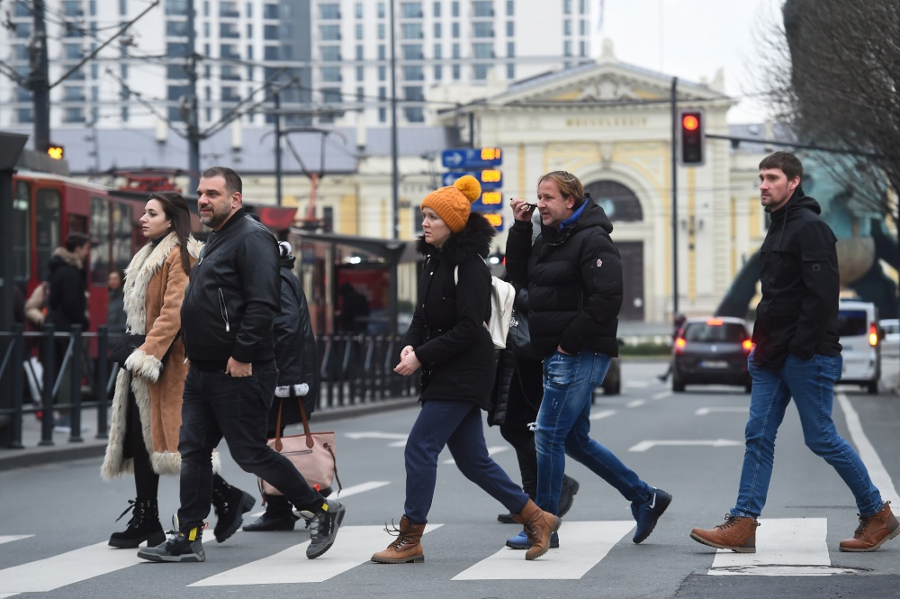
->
xmin=420 ymin=175 xmax=482 ymax=233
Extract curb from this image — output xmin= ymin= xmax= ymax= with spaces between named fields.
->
xmin=0 ymin=396 xmax=419 ymax=473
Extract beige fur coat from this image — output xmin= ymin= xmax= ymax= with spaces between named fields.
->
xmin=101 ymin=233 xmax=201 ymax=479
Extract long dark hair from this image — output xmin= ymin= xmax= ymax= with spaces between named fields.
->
xmin=147 ymin=191 xmax=192 ymax=274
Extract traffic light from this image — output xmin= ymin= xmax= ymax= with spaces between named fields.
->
xmin=679 ymin=110 xmax=704 ymax=166
xmin=47 ymin=145 xmax=64 ymax=160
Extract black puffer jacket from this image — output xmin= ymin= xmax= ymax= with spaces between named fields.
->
xmin=181 ymin=210 xmax=280 ymax=364
xmin=270 ymin=254 xmax=319 ymax=425
xmin=506 ymin=202 xmax=622 ymax=358
xmin=402 ymin=212 xmax=497 ymax=410
xmin=47 ymin=247 xmax=89 ymax=331
xmin=752 ymin=189 xmax=841 ymax=369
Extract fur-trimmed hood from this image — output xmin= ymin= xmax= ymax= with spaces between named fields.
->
xmin=123 ymin=233 xmax=202 ymax=334
xmin=49 ymin=246 xmax=83 ymax=271
xmin=415 ymin=212 xmax=495 ymax=265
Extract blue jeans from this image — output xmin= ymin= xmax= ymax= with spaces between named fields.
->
xmin=535 ymin=351 xmax=652 ymax=515
xmin=177 ymin=363 xmax=324 ymax=530
xmin=404 ymin=400 xmax=529 ymax=523
xmin=732 ymin=352 xmax=883 ymax=518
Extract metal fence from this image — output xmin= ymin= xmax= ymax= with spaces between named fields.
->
xmin=0 ymin=325 xmax=419 ymax=449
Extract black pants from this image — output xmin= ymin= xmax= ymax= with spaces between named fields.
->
xmin=124 ymin=390 xmax=159 ymax=500
xmin=499 ymin=359 xmax=544 ymax=499
xmin=177 ymin=363 xmax=323 ymax=530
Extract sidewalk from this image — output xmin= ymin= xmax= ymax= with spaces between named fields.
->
xmin=0 ymin=396 xmax=418 ymax=472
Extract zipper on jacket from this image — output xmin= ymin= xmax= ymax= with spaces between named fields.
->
xmin=218 ymin=288 xmax=230 ymax=332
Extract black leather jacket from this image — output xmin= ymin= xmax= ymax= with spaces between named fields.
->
xmin=181 ymin=210 xmax=280 ymax=364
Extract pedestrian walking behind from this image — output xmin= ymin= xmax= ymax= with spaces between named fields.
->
xmin=691 ymin=152 xmax=899 ymax=553
xmin=657 ymin=313 xmax=686 ymax=382
xmin=242 ymin=240 xmax=322 ymax=532
xmin=101 ymin=192 xmax=210 ymax=548
xmin=371 ymin=175 xmax=559 ymax=565
xmin=105 ymin=270 xmax=127 ymax=339
xmin=494 ymin=288 xmax=581 ymax=550
xmin=138 ymin=167 xmax=344 ymax=564
xmin=45 ymin=232 xmax=91 ymax=432
xmin=506 ymin=171 xmax=671 ymax=545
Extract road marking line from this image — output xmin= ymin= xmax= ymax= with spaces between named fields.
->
xmin=388 ymin=440 xmax=408 ymax=447
xmin=589 ymin=409 xmax=616 ymax=421
xmin=625 ymin=381 xmax=650 ymax=388
xmin=626 ymin=399 xmax=646 ymax=408
xmin=695 ymin=407 xmax=749 ymax=416
xmin=444 ymin=446 xmax=509 ymax=465
xmin=0 ymin=536 xmax=33 ymax=546
xmin=652 ymin=391 xmax=671 ymax=401
xmin=250 ymin=481 xmax=391 ymax=517
xmin=629 ymin=439 xmax=742 ymax=452
xmin=452 ymin=521 xmax=634 ymax=580
xmin=709 ymin=518 xmax=844 ymax=576
xmin=0 ymin=541 xmax=145 ymax=594
xmin=836 ymin=392 xmax=900 ymax=505
xmin=190 ymin=525 xmax=442 ymax=585
xmin=345 ymin=432 xmax=409 ymax=441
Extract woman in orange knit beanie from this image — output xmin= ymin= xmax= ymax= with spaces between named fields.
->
xmin=371 ymin=176 xmax=560 ymax=564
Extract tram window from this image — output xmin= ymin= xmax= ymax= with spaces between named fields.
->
xmin=13 ymin=181 xmax=31 ymax=282
xmin=91 ymin=197 xmax=111 ymax=284
xmin=112 ymin=202 xmax=132 ymax=273
xmin=35 ymin=188 xmax=61 ymax=282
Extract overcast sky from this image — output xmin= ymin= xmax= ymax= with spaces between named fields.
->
xmin=597 ymin=0 xmax=784 ymax=124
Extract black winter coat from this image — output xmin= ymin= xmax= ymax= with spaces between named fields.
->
xmin=402 ymin=212 xmax=497 ymax=411
xmin=270 ymin=257 xmax=320 ymax=427
xmin=506 ymin=202 xmax=622 ymax=358
xmin=181 ymin=210 xmax=280 ymax=364
xmin=752 ymin=189 xmax=842 ymax=370
xmin=47 ymin=247 xmax=89 ymax=331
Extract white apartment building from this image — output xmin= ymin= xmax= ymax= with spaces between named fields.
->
xmin=1 ymin=0 xmax=599 ymax=134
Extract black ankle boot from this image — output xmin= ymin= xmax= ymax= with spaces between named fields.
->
xmin=243 ymin=495 xmax=299 ymax=532
xmin=109 ymin=498 xmax=165 ymax=549
xmin=211 ymin=476 xmax=256 ymax=543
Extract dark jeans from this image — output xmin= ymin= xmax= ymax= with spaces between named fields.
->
xmin=404 ymin=400 xmax=529 ymax=524
xmin=177 ymin=363 xmax=323 ymax=530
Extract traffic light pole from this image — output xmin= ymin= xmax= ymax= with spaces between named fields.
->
xmin=670 ymin=77 xmax=679 ymax=318
xmin=186 ymin=0 xmax=201 ymax=192
xmin=30 ymin=0 xmax=51 ymax=153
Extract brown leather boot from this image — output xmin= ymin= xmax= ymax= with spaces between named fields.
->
xmin=511 ymin=499 xmax=560 ymax=560
xmin=371 ymin=516 xmax=426 ymax=564
xmin=839 ymin=501 xmax=900 ymax=552
xmin=690 ymin=515 xmax=759 ymax=553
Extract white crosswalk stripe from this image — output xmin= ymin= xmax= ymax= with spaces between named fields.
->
xmin=190 ymin=525 xmax=442 ymax=586
xmin=0 ymin=536 xmax=32 ymax=546
xmin=443 ymin=446 xmax=509 ymax=465
xmin=453 ymin=521 xmax=634 ymax=580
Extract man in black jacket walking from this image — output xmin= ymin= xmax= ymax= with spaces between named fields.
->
xmin=507 ymin=171 xmax=670 ymax=546
xmin=691 ymin=152 xmax=898 ymax=553
xmin=138 ymin=167 xmax=344 ymax=563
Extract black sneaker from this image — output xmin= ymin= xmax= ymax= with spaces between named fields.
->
xmin=633 ymin=488 xmax=672 ymax=544
xmin=212 ymin=486 xmax=256 ymax=543
xmin=300 ymin=499 xmax=346 ymax=559
xmin=137 ymin=526 xmax=206 ymax=562
xmin=557 ymin=476 xmax=580 ymax=518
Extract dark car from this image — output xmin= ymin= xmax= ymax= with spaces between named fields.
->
xmin=672 ymin=317 xmax=753 ymax=392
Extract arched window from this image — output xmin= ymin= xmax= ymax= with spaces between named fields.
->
xmin=583 ymin=180 xmax=643 ymax=222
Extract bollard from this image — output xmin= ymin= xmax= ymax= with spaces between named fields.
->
xmin=9 ymin=325 xmax=25 ymax=449
xmin=95 ymin=325 xmax=109 ymax=439
xmin=39 ymin=324 xmax=55 ymax=446
xmin=68 ymin=325 xmax=84 ymax=443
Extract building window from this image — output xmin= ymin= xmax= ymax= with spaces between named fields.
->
xmin=472 ymin=1 xmax=493 ymax=17
xmin=320 ymin=24 xmax=341 ymax=40
xmin=355 ymin=23 xmax=363 ymax=39
xmin=506 ymin=62 xmax=515 ymax=79
xmin=434 ymin=64 xmax=442 ymax=80
xmin=433 ymin=1 xmax=441 ymax=17
xmin=404 ymin=106 xmax=424 ymax=123
xmin=378 ymin=65 xmax=386 ymax=81
xmin=452 ymin=43 xmax=460 ymax=58
xmin=378 ymin=23 xmax=385 ymax=39
xmin=580 ymin=19 xmax=587 ymax=35
xmin=474 ymin=64 xmax=490 ymax=80
xmin=452 ymin=64 xmax=460 ymax=79
xmin=64 ymin=43 xmax=83 ymax=60
xmin=356 ymin=45 xmax=364 ymax=59
xmin=221 ymin=44 xmax=240 ymax=59
xmin=434 ymin=22 xmax=442 ymax=38
xmin=564 ymin=19 xmax=571 ymax=35
xmin=507 ymin=41 xmax=514 ymax=56
xmin=452 ymin=22 xmax=459 ymax=37
xmin=219 ymin=1 xmax=239 ymax=17
xmin=579 ymin=0 xmax=585 ymax=13
xmin=473 ymin=43 xmax=493 ymax=59
xmin=321 ymin=67 xmax=342 ymax=82
xmin=378 ymin=86 xmax=387 ymax=100
xmin=403 ymin=65 xmax=424 ymax=80
xmin=564 ymin=40 xmax=571 ymax=56
xmin=263 ymin=3 xmax=278 ymax=18
xmin=378 ymin=2 xmax=385 ymax=18
xmin=356 ymin=66 xmax=364 ymax=81
xmin=379 ymin=107 xmax=386 ymax=122
xmin=165 ymin=20 xmax=188 ymax=37
xmin=563 ymin=0 xmax=571 ymax=14
xmin=355 ymin=2 xmax=363 ymax=18
xmin=580 ymin=40 xmax=586 ymax=56
xmin=402 ymin=44 xmax=423 ymax=59
xmin=64 ymin=85 xmax=85 ymax=101
xmin=220 ymin=22 xmax=240 ymax=38
xmin=320 ymin=3 xmax=340 ymax=19
xmin=473 ymin=22 xmax=493 ymax=37
xmin=378 ymin=45 xmax=386 ymax=60
xmin=321 ymin=46 xmax=341 ymax=61
xmin=222 ymin=86 xmax=240 ymax=102
xmin=17 ymin=108 xmax=33 ymax=123
xmin=404 ymin=86 xmax=424 ymax=101
xmin=507 ymin=0 xmax=513 ymax=15
xmin=63 ymin=107 xmax=85 ymax=123
xmin=451 ymin=1 xmax=459 ymax=17
xmin=400 ymin=2 xmax=423 ymax=18
xmin=357 ymin=86 xmax=364 ymax=101
xmin=264 ymin=45 xmax=279 ymax=60
xmin=506 ymin=21 xmax=514 ymax=36
xmin=402 ymin=23 xmax=423 ymax=39
xmin=433 ymin=43 xmax=442 ymax=58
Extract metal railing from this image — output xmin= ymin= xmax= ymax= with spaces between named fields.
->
xmin=0 ymin=326 xmax=419 ymax=449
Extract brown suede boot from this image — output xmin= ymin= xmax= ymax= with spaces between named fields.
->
xmin=839 ymin=501 xmax=900 ymax=552
xmin=371 ymin=516 xmax=426 ymax=564
xmin=690 ymin=515 xmax=759 ymax=553
xmin=511 ymin=499 xmax=560 ymax=560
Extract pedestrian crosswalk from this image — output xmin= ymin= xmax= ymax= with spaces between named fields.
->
xmin=0 ymin=517 xmax=875 ymax=595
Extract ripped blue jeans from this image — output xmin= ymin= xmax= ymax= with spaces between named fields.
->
xmin=535 ymin=351 xmax=652 ymax=515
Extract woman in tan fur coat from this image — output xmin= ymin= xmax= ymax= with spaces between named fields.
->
xmin=101 ymin=191 xmax=201 ymax=549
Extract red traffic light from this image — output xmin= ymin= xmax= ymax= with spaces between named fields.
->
xmin=682 ymin=115 xmax=700 ymax=131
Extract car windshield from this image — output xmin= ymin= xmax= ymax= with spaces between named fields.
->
xmin=684 ymin=323 xmax=746 ymax=343
xmin=837 ymin=310 xmax=868 ymax=336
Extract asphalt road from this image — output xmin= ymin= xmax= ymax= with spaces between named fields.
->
xmin=1 ymin=359 xmax=898 ymax=599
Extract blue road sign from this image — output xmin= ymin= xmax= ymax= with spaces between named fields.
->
xmin=442 ymin=170 xmax=502 ymax=189
xmin=441 ymin=147 xmax=502 ymax=169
